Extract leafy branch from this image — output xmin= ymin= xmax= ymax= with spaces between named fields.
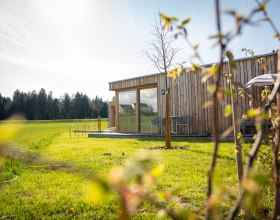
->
xmin=227 ymin=76 xmax=280 ymax=220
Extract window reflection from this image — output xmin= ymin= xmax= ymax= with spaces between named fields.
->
xmin=119 ymin=90 xmax=136 ymax=132
xmin=140 ymin=88 xmax=158 ymax=133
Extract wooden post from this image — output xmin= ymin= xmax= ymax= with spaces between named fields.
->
xmin=98 ymin=116 xmax=101 ymax=132
xmin=228 ymin=60 xmax=243 ymax=184
xmin=136 ymin=89 xmax=140 ymax=132
xmin=115 ymin=91 xmax=119 ymax=132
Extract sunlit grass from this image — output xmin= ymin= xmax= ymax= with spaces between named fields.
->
xmin=0 ymin=120 xmax=271 ymax=218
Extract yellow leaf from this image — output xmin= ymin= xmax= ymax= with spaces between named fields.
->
xmin=151 ymin=164 xmax=164 ymax=178
xmin=86 ymin=181 xmax=108 ymax=204
xmin=167 ymin=72 xmax=174 ymax=78
xmin=209 ymin=64 xmax=218 ymax=75
xmin=159 ymin=13 xmax=168 ymax=20
xmin=207 ymin=84 xmax=217 ymax=94
xmin=247 ymin=108 xmax=260 ymax=118
xmin=190 ymin=63 xmax=200 ymax=71
xmin=224 ymin=105 xmax=232 ymax=117
xmin=0 ymin=116 xmax=24 ymax=144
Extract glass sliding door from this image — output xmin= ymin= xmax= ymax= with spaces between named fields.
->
xmin=140 ymin=88 xmax=158 ymax=133
xmin=119 ymin=90 xmax=137 ymax=132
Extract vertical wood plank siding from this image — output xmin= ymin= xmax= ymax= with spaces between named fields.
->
xmin=109 ymin=54 xmax=278 ymax=134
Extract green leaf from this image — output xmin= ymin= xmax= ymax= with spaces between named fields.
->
xmin=247 ymin=108 xmax=260 ymax=118
xmin=260 ymin=111 xmax=269 ymax=120
xmin=226 ymin=51 xmax=234 ymax=62
xmin=159 ymin=13 xmax=169 ymax=20
xmin=170 ymin=17 xmax=179 ymax=22
xmin=224 ymin=9 xmax=236 ymax=16
xmin=224 ymin=105 xmax=232 ymax=117
xmin=252 ymin=173 xmax=269 ymax=185
xmin=237 ymin=132 xmax=243 ymax=140
xmin=170 ymin=185 xmax=184 ymax=196
xmin=222 ymin=88 xmax=232 ymax=97
xmin=178 ymin=209 xmax=195 ymax=219
xmin=261 ymin=2 xmax=268 ymax=10
xmin=194 ymin=44 xmax=199 ymax=49
xmin=254 ymin=2 xmax=268 ymax=12
xmin=274 ymin=33 xmax=280 ymax=39
xmin=181 ymin=18 xmax=191 ymax=25
xmin=209 ymin=34 xmax=224 ymax=40
xmin=238 ymin=90 xmax=244 ymax=97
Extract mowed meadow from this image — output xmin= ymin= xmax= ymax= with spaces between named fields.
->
xmin=0 ymin=120 xmax=272 ymax=219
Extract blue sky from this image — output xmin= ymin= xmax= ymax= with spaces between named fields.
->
xmin=0 ymin=0 xmax=279 ymax=100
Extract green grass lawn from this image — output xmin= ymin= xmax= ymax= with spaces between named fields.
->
xmin=0 ymin=120 xmax=272 ymax=219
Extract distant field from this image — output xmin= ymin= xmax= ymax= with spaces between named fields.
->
xmin=0 ymin=120 xmax=272 ymax=219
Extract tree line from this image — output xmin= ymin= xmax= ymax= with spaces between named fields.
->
xmin=0 ymin=88 xmax=108 ymax=120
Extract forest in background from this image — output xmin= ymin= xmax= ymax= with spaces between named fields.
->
xmin=0 ymin=88 xmax=108 ymax=120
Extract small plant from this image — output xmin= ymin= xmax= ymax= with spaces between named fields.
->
xmin=87 ymin=151 xmax=195 ymax=219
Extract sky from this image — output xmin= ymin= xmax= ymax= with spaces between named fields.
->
xmin=0 ymin=0 xmax=279 ymax=101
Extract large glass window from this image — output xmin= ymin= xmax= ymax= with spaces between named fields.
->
xmin=119 ymin=90 xmax=137 ymax=132
xmin=140 ymin=88 xmax=158 ymax=133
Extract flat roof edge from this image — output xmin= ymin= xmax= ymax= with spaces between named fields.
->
xmin=109 ymin=51 xmax=277 ymax=84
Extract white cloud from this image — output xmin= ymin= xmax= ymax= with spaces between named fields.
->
xmin=0 ymin=0 xmax=145 ymax=100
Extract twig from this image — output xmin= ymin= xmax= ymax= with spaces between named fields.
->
xmin=255 ymin=0 xmax=280 ymax=41
xmin=145 ymin=195 xmax=183 ymax=220
xmin=206 ymin=0 xmax=225 ymax=219
xmin=3 ymin=175 xmax=18 ymax=183
xmin=227 ymin=76 xmax=280 ymax=220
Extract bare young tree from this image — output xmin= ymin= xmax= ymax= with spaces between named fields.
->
xmin=92 ymin=96 xmax=104 ymax=132
xmin=144 ymin=17 xmax=179 ymax=149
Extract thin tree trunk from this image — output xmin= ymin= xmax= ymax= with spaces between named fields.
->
xmin=206 ymin=1 xmax=223 ymax=218
xmin=165 ymin=88 xmax=171 ymax=148
xmin=98 ymin=115 xmax=101 ymax=132
xmin=228 ymin=61 xmax=243 ymax=184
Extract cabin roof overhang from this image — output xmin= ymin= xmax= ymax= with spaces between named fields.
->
xmin=108 ymin=51 xmax=277 ymax=91
xmin=109 ymin=73 xmax=160 ymax=91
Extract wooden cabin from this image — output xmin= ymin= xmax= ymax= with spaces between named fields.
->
xmin=108 ymin=51 xmax=279 ymax=135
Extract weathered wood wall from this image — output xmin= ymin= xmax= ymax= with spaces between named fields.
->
xmin=109 ymin=53 xmax=278 ymax=134
xmin=108 ymin=101 xmax=115 ymax=128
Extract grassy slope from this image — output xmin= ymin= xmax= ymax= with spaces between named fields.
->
xmin=0 ymin=120 xmax=270 ymax=219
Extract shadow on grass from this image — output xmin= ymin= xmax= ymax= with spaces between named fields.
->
xmin=186 ymin=148 xmax=235 ymax=162
xmin=1 ymin=145 xmax=128 ymax=184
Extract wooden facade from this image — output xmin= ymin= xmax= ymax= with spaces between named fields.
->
xmin=109 ymin=52 xmax=279 ymax=135
xmin=108 ymin=101 xmax=115 ymax=128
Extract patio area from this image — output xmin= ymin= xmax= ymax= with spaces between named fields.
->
xmin=88 ymin=131 xmax=254 ymax=142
